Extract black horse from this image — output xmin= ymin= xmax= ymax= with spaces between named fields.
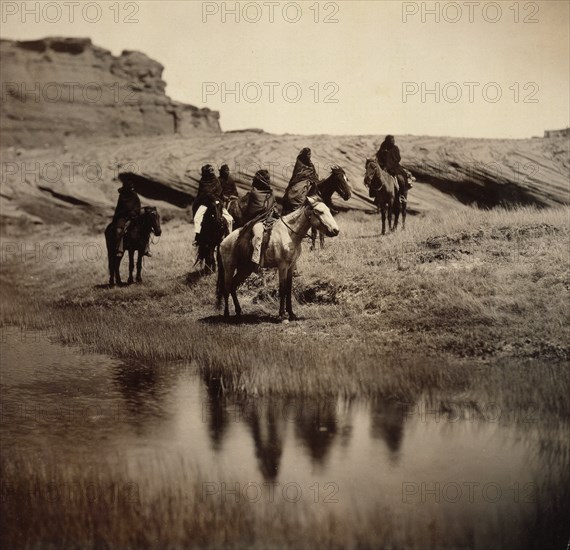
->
xmin=225 ymin=193 xmax=247 ymax=229
xmin=196 ymin=196 xmax=229 ymax=272
xmin=105 ymin=206 xmax=162 ymax=286
xmin=307 ymin=166 xmax=351 ymax=249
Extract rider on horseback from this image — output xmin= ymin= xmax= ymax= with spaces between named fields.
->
xmin=219 ymin=164 xmax=239 ymax=202
xmin=243 ymin=169 xmax=277 ymax=272
xmin=113 ymin=180 xmax=150 ymax=257
xmin=376 ymin=135 xmax=413 ymax=199
xmin=289 ymin=147 xmax=319 ymax=187
xmin=193 ymin=164 xmax=234 ymax=245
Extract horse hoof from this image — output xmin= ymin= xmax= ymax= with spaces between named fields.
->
xmin=127 ymin=279 xmax=134 ymax=285
xmin=289 ymin=314 xmax=299 ymax=322
xmin=136 ymin=278 xmax=142 ymax=283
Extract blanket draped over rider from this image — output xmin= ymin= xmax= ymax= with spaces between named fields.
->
xmin=283 ymin=147 xmax=320 ymax=214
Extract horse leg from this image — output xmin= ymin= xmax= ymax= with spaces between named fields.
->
xmin=136 ymin=251 xmax=143 ymax=283
xmin=220 ymin=257 xmax=235 ymax=317
xmin=127 ymin=250 xmax=135 ymax=284
xmin=320 ymin=232 xmax=325 ymax=249
xmin=108 ymin=252 xmax=115 ymax=286
xmin=310 ymin=228 xmax=317 ymax=251
xmin=381 ymin=208 xmax=387 ymax=235
xmin=278 ymin=266 xmax=288 ymax=320
xmin=285 ymin=267 xmax=297 ymax=321
xmin=230 ymin=267 xmax=250 ymax=318
xmin=115 ymin=255 xmax=123 ymax=286
xmin=401 ymin=202 xmax=407 ymax=231
xmin=393 ymin=204 xmax=399 ymax=232
xmin=208 ymin=247 xmax=216 ymax=273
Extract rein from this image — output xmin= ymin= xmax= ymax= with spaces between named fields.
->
xmin=366 ymin=163 xmax=387 ymax=193
xmin=280 ymin=206 xmax=314 ymax=241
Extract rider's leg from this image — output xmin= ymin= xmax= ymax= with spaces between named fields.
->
xmin=115 ymin=218 xmax=127 ymax=256
xmin=193 ymin=205 xmax=208 ymax=244
xmin=251 ymin=223 xmax=264 ymax=270
xmin=222 ymin=208 xmax=233 ymax=233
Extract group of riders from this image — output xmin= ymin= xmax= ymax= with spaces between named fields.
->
xmin=111 ymin=135 xmax=413 ymax=267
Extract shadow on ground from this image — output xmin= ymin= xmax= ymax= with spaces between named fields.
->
xmin=200 ymin=313 xmax=284 ymax=325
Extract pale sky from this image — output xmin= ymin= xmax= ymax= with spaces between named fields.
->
xmin=1 ymin=0 xmax=569 ymax=138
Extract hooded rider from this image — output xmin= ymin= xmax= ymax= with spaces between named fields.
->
xmin=288 ymin=147 xmax=319 ymax=187
xmin=113 ymin=180 xmax=146 ymax=257
xmin=219 ymin=164 xmax=239 ymax=202
xmin=242 ymin=169 xmax=277 ymax=271
xmin=193 ymin=164 xmax=234 ymax=245
xmin=376 ymin=135 xmax=413 ymax=196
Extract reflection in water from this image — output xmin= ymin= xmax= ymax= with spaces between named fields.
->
xmin=294 ymin=399 xmax=338 ymax=467
xmin=201 ymin=373 xmax=230 ymax=452
xmin=369 ymin=398 xmax=411 ymax=463
xmin=112 ymin=360 xmax=170 ymax=431
xmin=3 ymin=331 xmax=569 ymax=549
xmin=243 ymin=400 xmax=284 ymax=480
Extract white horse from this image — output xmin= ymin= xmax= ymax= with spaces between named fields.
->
xmin=216 ymin=196 xmax=339 ymax=321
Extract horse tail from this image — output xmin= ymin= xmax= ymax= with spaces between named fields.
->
xmin=216 ymin=246 xmax=225 ymax=309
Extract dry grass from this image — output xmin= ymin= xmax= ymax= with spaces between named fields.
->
xmin=1 ymin=206 xmax=568 ymax=405
xmin=2 ymin=448 xmax=568 ymax=550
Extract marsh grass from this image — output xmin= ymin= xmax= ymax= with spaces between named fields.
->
xmin=1 ymin=207 xmax=568 ymax=405
xmin=2 ymin=447 xmax=569 ymax=550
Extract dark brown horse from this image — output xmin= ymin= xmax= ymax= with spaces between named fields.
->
xmin=364 ymin=158 xmax=406 ymax=235
xmin=225 ymin=193 xmax=248 ymax=229
xmin=196 ymin=195 xmax=229 ymax=272
xmin=282 ymin=165 xmax=351 ymax=249
xmin=105 ymin=206 xmax=161 ymax=286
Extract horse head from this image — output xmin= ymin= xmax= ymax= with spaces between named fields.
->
xmin=201 ymin=196 xmax=227 ymax=246
xmin=306 ymin=196 xmax=339 ymax=238
xmin=364 ymin=158 xmax=380 ymax=188
xmin=146 ymin=206 xmax=162 ymax=236
xmin=204 ymin=196 xmax=224 ymax=227
xmin=330 ymin=165 xmax=352 ymax=201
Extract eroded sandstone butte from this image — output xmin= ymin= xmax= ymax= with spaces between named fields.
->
xmin=0 ymin=37 xmax=221 ymax=148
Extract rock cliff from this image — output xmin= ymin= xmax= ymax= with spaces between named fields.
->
xmin=0 ymin=37 xmax=221 ymax=148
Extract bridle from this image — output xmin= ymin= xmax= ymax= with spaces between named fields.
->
xmin=280 ymin=200 xmax=320 ymax=240
xmin=365 ymin=161 xmax=386 ymax=193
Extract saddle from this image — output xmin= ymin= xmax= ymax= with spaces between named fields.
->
xmin=237 ymin=213 xmax=278 ymax=266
